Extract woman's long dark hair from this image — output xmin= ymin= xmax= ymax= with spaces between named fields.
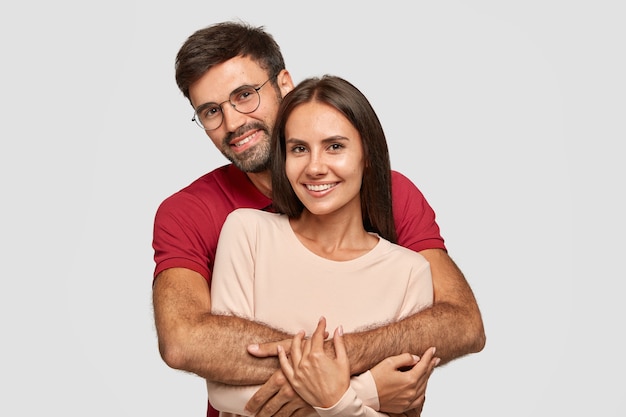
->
xmin=270 ymin=75 xmax=397 ymax=243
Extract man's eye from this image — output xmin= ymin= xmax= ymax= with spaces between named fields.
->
xmin=202 ymin=106 xmax=221 ymax=119
xmin=234 ymin=89 xmax=254 ymax=103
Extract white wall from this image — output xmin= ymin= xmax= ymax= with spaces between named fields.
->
xmin=1 ymin=1 xmax=624 ymax=415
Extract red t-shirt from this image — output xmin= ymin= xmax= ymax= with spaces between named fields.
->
xmin=151 ymin=163 xmax=446 ymax=417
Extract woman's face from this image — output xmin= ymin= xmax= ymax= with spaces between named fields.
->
xmin=284 ymin=101 xmax=365 ymax=217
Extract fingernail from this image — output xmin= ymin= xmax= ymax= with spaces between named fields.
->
xmin=412 ymin=355 xmax=420 ymax=361
xmin=431 ymin=347 xmax=437 ymax=355
xmin=338 ymin=325 xmax=344 ymax=336
xmin=434 ymin=358 xmax=441 ymax=366
xmin=248 ymin=344 xmax=259 ymax=352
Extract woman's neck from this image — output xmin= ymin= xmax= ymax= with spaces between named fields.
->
xmin=289 ymin=210 xmax=378 ymax=261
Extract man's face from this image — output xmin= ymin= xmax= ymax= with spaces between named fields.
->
xmin=188 ymin=56 xmax=292 ymax=173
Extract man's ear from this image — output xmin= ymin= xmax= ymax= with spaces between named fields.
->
xmin=276 ymin=69 xmax=295 ymax=98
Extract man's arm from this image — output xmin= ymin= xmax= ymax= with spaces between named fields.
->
xmin=249 ymin=248 xmax=484 ymax=371
xmin=342 ymin=248 xmax=485 ymax=373
xmin=245 ymin=249 xmax=479 ymax=417
xmin=152 ymin=267 xmax=290 ymax=384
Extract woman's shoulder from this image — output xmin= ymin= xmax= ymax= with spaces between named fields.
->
xmin=225 ymin=208 xmax=286 ymax=228
xmin=377 ymin=237 xmax=430 ymax=266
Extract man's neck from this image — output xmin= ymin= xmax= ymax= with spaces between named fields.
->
xmin=246 ymin=170 xmax=272 ymax=198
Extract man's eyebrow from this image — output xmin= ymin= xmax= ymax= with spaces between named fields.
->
xmin=195 ymin=83 xmax=257 ymax=109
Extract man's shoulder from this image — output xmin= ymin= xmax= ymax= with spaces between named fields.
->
xmin=391 ymin=169 xmax=425 ymax=198
xmin=154 ymin=164 xmax=244 ymax=221
xmin=180 ymin=164 xmax=243 ymax=193
xmin=161 ymin=164 xmax=263 ymax=207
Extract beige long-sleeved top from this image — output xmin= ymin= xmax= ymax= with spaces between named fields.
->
xmin=209 ymin=209 xmax=433 ymax=417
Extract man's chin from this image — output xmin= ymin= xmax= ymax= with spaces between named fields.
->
xmin=246 ymin=163 xmax=270 ymax=174
xmin=224 ymin=146 xmax=270 ymax=173
xmin=227 ymin=155 xmax=269 ymax=173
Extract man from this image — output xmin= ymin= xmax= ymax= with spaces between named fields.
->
xmin=152 ymin=21 xmax=485 ymax=417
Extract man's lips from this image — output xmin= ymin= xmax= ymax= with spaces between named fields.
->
xmin=230 ymin=130 xmax=260 ymax=148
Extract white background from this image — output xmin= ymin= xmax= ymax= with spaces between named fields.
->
xmin=1 ymin=1 xmax=624 ymax=415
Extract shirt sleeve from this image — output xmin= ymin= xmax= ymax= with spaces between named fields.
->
xmin=207 ymin=371 xmax=383 ymax=415
xmin=314 ymin=385 xmax=388 ymax=417
xmin=152 ymin=191 xmax=217 ymax=282
xmin=391 ymin=171 xmax=446 ymax=253
xmin=349 ymin=371 xmax=380 ymax=410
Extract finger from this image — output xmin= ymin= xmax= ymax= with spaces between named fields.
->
xmin=270 ymin=396 xmax=310 ymax=417
xmin=425 ymin=356 xmax=440 ymax=378
xmin=383 ymin=352 xmax=419 ymax=370
xmin=290 ymin=330 xmax=306 ymax=365
xmin=277 ymin=345 xmax=295 ymax=381
xmin=255 ymin=377 xmax=299 ymax=417
xmin=310 ymin=316 xmax=327 ymax=349
xmin=408 ymin=347 xmax=436 ymax=375
xmin=408 ymin=393 xmax=426 ymax=411
xmin=244 ymin=372 xmax=283 ymax=414
xmin=290 ymin=406 xmax=317 ymax=417
xmin=248 ymin=338 xmax=293 ymax=357
xmin=333 ymin=325 xmax=347 ymax=361
xmin=255 ymin=395 xmax=287 ymax=417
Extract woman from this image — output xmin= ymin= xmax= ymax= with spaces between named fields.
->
xmin=208 ymin=75 xmax=438 ymax=416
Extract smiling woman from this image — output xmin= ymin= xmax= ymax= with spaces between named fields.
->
xmin=207 ymin=75 xmax=439 ymax=416
xmin=283 ymin=101 xmax=366 ymax=230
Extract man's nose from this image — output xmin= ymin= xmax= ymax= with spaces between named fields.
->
xmin=222 ymin=104 xmax=246 ymax=132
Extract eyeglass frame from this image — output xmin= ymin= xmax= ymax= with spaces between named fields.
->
xmin=191 ymin=73 xmax=277 ymax=131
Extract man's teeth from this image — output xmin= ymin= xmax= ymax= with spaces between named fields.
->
xmin=306 ymin=183 xmax=336 ymax=191
xmin=235 ymin=135 xmax=252 ymax=147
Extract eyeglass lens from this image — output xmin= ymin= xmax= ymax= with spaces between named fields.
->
xmin=194 ymin=86 xmax=261 ymax=130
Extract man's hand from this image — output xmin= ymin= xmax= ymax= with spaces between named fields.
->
xmin=370 ymin=348 xmax=439 ymax=414
xmin=247 ymin=329 xmax=329 ymax=359
xmin=247 ymin=339 xmax=293 ymax=358
xmin=388 ymin=409 xmax=423 ymax=417
xmin=244 ymin=368 xmax=316 ymax=417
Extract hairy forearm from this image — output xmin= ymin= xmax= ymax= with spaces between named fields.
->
xmin=341 ymin=299 xmax=485 ymax=374
xmin=338 ymin=249 xmax=486 ymax=374
xmin=153 ymin=269 xmax=287 ymax=385
xmin=165 ymin=313 xmax=288 ymax=384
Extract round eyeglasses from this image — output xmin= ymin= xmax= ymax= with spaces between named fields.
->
xmin=192 ymin=75 xmax=276 ymax=131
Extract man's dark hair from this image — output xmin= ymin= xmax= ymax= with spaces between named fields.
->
xmin=175 ymin=21 xmax=286 ymax=102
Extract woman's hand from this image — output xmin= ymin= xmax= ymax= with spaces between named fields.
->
xmin=278 ymin=317 xmax=350 ymax=408
xmin=371 ymin=347 xmax=440 ymax=414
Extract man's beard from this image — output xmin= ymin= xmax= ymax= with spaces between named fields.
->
xmin=224 ymin=140 xmax=271 ymax=173
xmin=220 ymin=124 xmax=272 ymax=173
